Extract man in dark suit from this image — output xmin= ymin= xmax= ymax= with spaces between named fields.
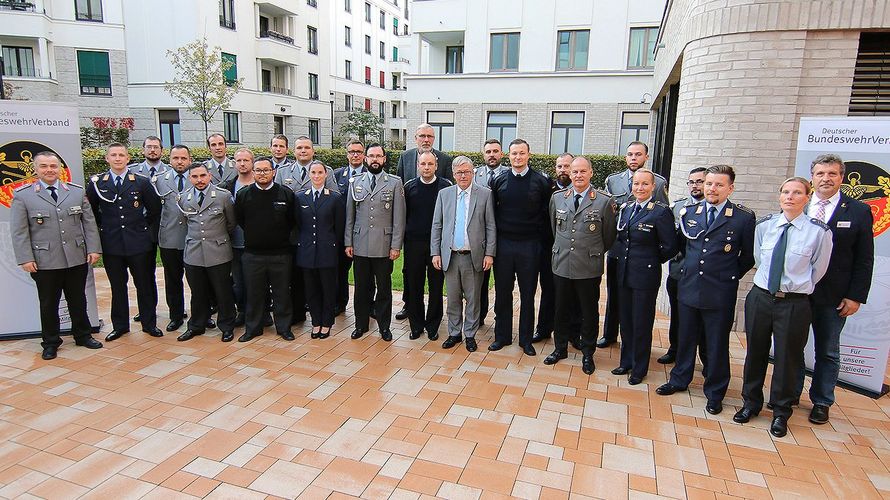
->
xmin=794 ymin=154 xmax=874 ymax=425
xmin=656 ymin=165 xmax=756 ymax=417
xmin=333 ymin=139 xmax=373 ymax=315
xmin=87 ymin=143 xmax=163 ymax=341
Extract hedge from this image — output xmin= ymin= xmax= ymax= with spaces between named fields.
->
xmin=82 ymin=147 xmax=626 ymax=188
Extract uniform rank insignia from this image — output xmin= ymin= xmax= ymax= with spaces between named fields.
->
xmin=128 ymin=174 xmax=135 ymax=181
xmin=647 ymin=202 xmax=654 ymax=210
xmin=36 ymin=216 xmax=44 ymax=224
xmin=589 ymin=223 xmax=596 ymax=231
xmin=133 ymin=200 xmax=140 ymax=208
xmin=384 ymin=202 xmax=391 ymax=209
xmin=724 ymin=244 xmax=732 ymax=252
xmin=695 ymin=205 xmax=703 ymax=214
xmin=725 ymin=208 xmax=734 ymax=217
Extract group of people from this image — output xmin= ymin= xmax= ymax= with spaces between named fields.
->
xmin=11 ymin=123 xmax=873 ymax=438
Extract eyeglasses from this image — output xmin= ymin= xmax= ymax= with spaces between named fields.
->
xmin=144 ymin=145 xmax=162 ymax=150
xmin=347 ymin=151 xmax=364 ymax=155
xmin=253 ymin=169 xmax=273 ymax=174
xmin=453 ymin=171 xmax=473 ymax=176
xmin=687 ymin=179 xmax=705 ymax=185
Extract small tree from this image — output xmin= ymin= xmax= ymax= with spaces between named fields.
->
xmin=339 ymin=111 xmax=383 ymax=143
xmin=164 ymin=37 xmax=242 ymax=139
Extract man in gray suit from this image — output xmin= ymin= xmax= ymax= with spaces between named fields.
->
xmin=129 ymin=136 xmax=170 ymax=178
xmin=345 ymin=143 xmax=406 ymax=342
xmin=10 ymin=151 xmax=103 ymax=360
xmin=600 ymin=141 xmax=668 ymax=348
xmin=176 ymin=163 xmax=238 ymax=342
xmin=151 ymin=144 xmax=191 ymax=332
xmin=205 ymin=133 xmax=237 ymax=184
xmin=431 ymin=156 xmax=496 ymax=352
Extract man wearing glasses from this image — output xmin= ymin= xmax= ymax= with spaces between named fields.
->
xmin=333 ymin=140 xmax=373 ymax=316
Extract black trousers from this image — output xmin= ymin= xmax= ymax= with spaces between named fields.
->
xmin=290 ymin=247 xmax=307 ymax=321
xmin=304 ymin=266 xmax=337 ymax=327
xmin=479 ymin=268 xmax=492 ymax=324
xmin=553 ymin=275 xmax=599 ymax=356
xmin=742 ymin=286 xmax=811 ymax=418
xmin=353 ymin=256 xmax=393 ymax=331
xmin=618 ymin=286 xmax=659 ymax=379
xmin=31 ymin=263 xmax=92 ymax=349
xmin=185 ymin=261 xmax=235 ymax=333
xmin=337 ymin=250 xmax=376 ymax=311
xmin=493 ymin=238 xmax=540 ymax=347
xmin=159 ymin=247 xmax=185 ymax=321
xmin=666 ymin=276 xmax=708 ymax=368
xmin=400 ymin=257 xmax=410 ymax=312
xmin=536 ymin=240 xmax=556 ymax=336
xmin=601 ymin=256 xmax=620 ymax=342
xmin=243 ymin=252 xmax=292 ymax=335
xmin=232 ymin=248 xmax=246 ymax=314
xmin=668 ymin=302 xmax=734 ymax=403
xmin=104 ymin=251 xmax=157 ymax=331
xmin=404 ymin=239 xmax=444 ymax=334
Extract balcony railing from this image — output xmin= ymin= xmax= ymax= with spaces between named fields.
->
xmin=0 ymin=0 xmax=35 ymax=11
xmin=262 ymin=85 xmax=292 ymax=96
xmin=219 ymin=15 xmax=236 ymax=30
xmin=260 ymin=30 xmax=294 ymax=45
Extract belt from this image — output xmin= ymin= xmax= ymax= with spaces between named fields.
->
xmin=452 ymin=250 xmax=471 ymax=255
xmin=754 ymin=285 xmax=807 ymax=299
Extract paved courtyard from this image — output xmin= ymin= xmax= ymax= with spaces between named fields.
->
xmin=1 ymin=270 xmax=889 ymax=499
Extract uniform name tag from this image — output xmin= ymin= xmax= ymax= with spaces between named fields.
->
xmin=836 ymin=221 xmax=851 ymax=228
xmin=68 ymin=206 xmax=83 ymax=215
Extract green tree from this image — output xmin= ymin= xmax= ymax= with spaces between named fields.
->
xmin=339 ymin=111 xmax=383 ymax=144
xmin=164 ymin=37 xmax=242 ymax=139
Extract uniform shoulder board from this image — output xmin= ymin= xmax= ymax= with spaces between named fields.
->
xmin=654 ymin=172 xmax=667 ymax=181
xmin=810 ymin=218 xmax=830 ymax=231
xmin=596 ymin=188 xmax=610 ymax=196
xmin=670 ymin=197 xmax=688 ymax=208
xmin=13 ymin=183 xmax=34 ymax=192
xmin=305 ymin=189 xmax=312 ymax=195
xmin=655 ymin=200 xmax=669 ymax=208
xmin=756 ymin=213 xmax=774 ymax=225
xmin=734 ymin=203 xmax=754 ymax=214
xmin=91 ymin=174 xmax=100 ymax=183
xmin=324 ymin=188 xmax=330 ymax=195
xmin=128 ymin=174 xmax=136 ymax=181
xmin=126 ymin=162 xmax=139 ymax=169
xmin=620 ymin=201 xmax=628 ymax=209
xmin=66 ymin=182 xmax=83 ymax=189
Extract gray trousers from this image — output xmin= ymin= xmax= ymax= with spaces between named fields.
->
xmin=444 ymin=251 xmax=482 ymax=338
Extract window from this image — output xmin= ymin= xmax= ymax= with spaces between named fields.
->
xmin=221 ymin=52 xmax=237 ymax=86
xmin=379 ymin=70 xmax=385 ymax=88
xmin=345 ymin=94 xmax=353 ymax=111
xmin=379 ymin=41 xmax=385 ymax=60
xmin=490 ymin=33 xmax=519 ymax=71
xmin=2 ymin=47 xmax=35 ymax=77
xmin=344 ymin=0 xmax=351 ymax=12
xmin=619 ymin=112 xmax=649 ymax=154
xmin=391 ymin=103 xmax=398 ymax=118
xmin=218 ymin=0 xmax=234 ymax=29
xmin=446 ymin=46 xmax=463 ymax=74
xmin=487 ymin=112 xmax=517 ymax=146
xmin=628 ymin=27 xmax=659 ymax=69
xmin=365 ymin=35 xmax=371 ymax=54
xmin=393 ymin=17 xmax=399 ymax=36
xmin=364 ymin=2 xmax=371 ymax=22
xmin=308 ymin=73 xmax=319 ymax=100
xmin=345 ymin=26 xmax=352 ymax=46
xmin=849 ymin=32 xmax=890 ymax=115
xmin=392 ymin=46 xmax=398 ymax=62
xmin=307 ymin=27 xmax=318 ymax=54
xmin=76 ymin=50 xmax=111 ymax=95
xmin=391 ymin=74 xmax=398 ymax=89
xmin=379 ymin=10 xmax=385 ymax=29
xmin=556 ymin=30 xmax=589 ymax=70
xmin=261 ymin=69 xmax=272 ymax=92
xmin=309 ymin=119 xmax=319 ymax=144
xmin=158 ymin=110 xmax=181 ymax=148
xmin=274 ymin=116 xmax=285 ymax=135
xmin=427 ymin=111 xmax=454 ymax=151
xmin=345 ymin=60 xmax=352 ymax=79
xmin=223 ymin=112 xmax=240 ymax=143
xmin=365 ymin=98 xmax=371 ymax=112
xmin=75 ymin=0 xmax=103 ymax=22
xmin=379 ymin=102 xmax=385 ymax=120
xmin=365 ymin=65 xmax=371 ymax=84
xmin=307 ymin=0 xmax=316 ymax=7
xmin=549 ymin=112 xmax=584 ymax=154
xmin=404 ymin=24 xmax=408 ymax=35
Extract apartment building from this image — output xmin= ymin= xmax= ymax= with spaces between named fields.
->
xmin=402 ymin=0 xmax=665 ymax=155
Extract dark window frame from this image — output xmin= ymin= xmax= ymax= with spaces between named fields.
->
xmin=75 ymin=0 xmax=103 ymax=22
xmin=556 ymin=29 xmax=589 ymax=71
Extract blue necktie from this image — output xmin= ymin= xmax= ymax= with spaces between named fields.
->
xmin=767 ymin=222 xmax=791 ymax=294
xmin=454 ymin=191 xmax=467 ymax=249
xmin=706 ymin=206 xmax=716 ymax=229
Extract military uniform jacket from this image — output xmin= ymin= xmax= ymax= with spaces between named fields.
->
xmin=549 ymin=187 xmax=617 ymax=280
xmin=176 ymin=186 xmax=236 ymax=267
xmin=274 ymin=162 xmax=338 ymax=192
xmin=128 ymin=160 xmax=170 ymax=178
xmin=676 ymin=199 xmax=756 ymax=310
xmin=613 ymin=200 xmax=678 ymax=290
xmin=10 ymin=182 xmax=101 ymax=269
xmin=333 ymin=165 xmax=367 ymax=201
xmin=205 ymin=158 xmax=237 ymax=184
xmin=86 ymin=171 xmax=161 ymax=256
xmin=270 ymin=157 xmax=293 ymax=171
xmin=151 ymin=170 xmax=189 ymax=250
xmin=345 ymin=172 xmax=406 ymax=258
xmin=473 ymin=165 xmax=508 ymax=188
xmin=668 ymin=197 xmax=701 ymax=279
xmin=605 ymin=169 xmax=669 ymax=206
xmin=295 ymin=188 xmax=346 ymax=269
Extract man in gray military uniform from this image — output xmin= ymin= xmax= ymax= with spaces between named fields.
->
xmin=274 ymin=136 xmax=337 ymax=191
xmin=205 ymin=133 xmax=237 ymax=184
xmin=151 ymin=144 xmax=191 ymax=332
xmin=128 ymin=136 xmax=170 ymax=178
xmin=176 ymin=163 xmax=238 ymax=342
xmin=600 ymin=141 xmax=668 ymax=348
xmin=474 ymin=139 xmax=508 ymax=188
xmin=345 ymin=143 xmax=406 ymax=342
xmin=10 ymin=151 xmax=104 ymax=360
xmin=543 ymin=156 xmax=617 ymax=374
xmin=270 ymin=134 xmax=293 ymax=171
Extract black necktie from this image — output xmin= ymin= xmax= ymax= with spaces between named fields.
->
xmin=115 ymin=176 xmax=122 ymax=190
xmin=177 ymin=174 xmax=184 ymax=192
xmin=488 ymin=170 xmax=495 ymax=187
xmin=48 ymin=186 xmax=58 ymax=202
xmin=706 ymin=206 xmax=717 ymax=228
xmin=149 ymin=167 xmax=156 ymax=178
xmin=630 ymin=203 xmax=642 ymax=221
xmin=198 ymin=191 xmax=205 ymax=207
xmin=301 ymin=167 xmax=307 ymax=183
xmin=314 ymin=190 xmax=320 ymax=205
xmin=768 ymin=222 xmax=791 ymax=294
xmin=573 ymin=193 xmax=581 ymax=210
xmin=370 ymin=175 xmax=377 ymax=191
xmin=218 ymin=164 xmax=224 ymax=179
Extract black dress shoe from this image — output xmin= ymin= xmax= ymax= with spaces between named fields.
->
xmin=657 ymin=352 xmax=676 ymax=364
xmin=177 ymin=329 xmax=203 ymax=342
xmin=569 ymin=338 xmax=582 ymax=351
xmin=221 ymin=331 xmax=234 ymax=342
xmin=732 ymin=407 xmax=759 ymax=423
xmin=442 ymin=336 xmax=462 ymax=349
xmin=809 ymin=404 xmax=830 ymax=425
xmin=611 ymin=366 xmax=630 ymax=375
xmin=166 ymin=319 xmax=184 ymax=332
xmin=770 ymin=416 xmax=788 ymax=437
xmin=427 ymin=331 xmax=439 ymax=341
xmin=75 ymin=338 xmax=103 ymax=349
xmin=380 ymin=329 xmax=392 ymax=341
xmin=318 ymin=329 xmax=330 ymax=339
xmin=543 ymin=351 xmax=567 ymax=365
xmin=596 ymin=337 xmax=615 ymax=348
xmin=628 ymin=376 xmax=643 ymax=385
xmin=351 ymin=328 xmax=367 ymax=339
xmin=238 ymin=331 xmax=261 ymax=342
xmin=582 ymin=355 xmax=595 ymax=375
xmin=395 ymin=308 xmax=409 ymax=321
xmin=409 ymin=330 xmax=423 ymax=340
xmin=41 ymin=346 xmax=58 ymax=360
xmin=144 ymin=327 xmax=164 ymax=338
xmin=706 ymin=400 xmax=723 ymax=415
xmin=205 ymin=318 xmax=216 ymax=330
xmin=488 ymin=341 xmax=510 ymax=351
xmin=531 ymin=331 xmax=551 ymax=344
xmin=278 ymin=331 xmax=295 ymax=341
xmin=133 ymin=314 xmax=141 ymax=322
xmin=311 ymin=331 xmax=320 ymax=339
xmin=521 ymin=344 xmax=536 ymax=356
xmin=465 ymin=338 xmax=477 ymax=352
xmin=234 ymin=313 xmax=245 ymax=327
xmin=655 ymin=383 xmax=687 ymax=396
xmin=105 ymin=330 xmax=129 ymax=342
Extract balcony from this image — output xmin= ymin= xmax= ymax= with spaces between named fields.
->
xmin=256 ymin=38 xmax=299 ymax=65
xmin=259 ymin=29 xmax=293 ymax=45
xmin=262 ymin=84 xmax=292 ymax=96
xmin=390 ymin=58 xmax=410 ymax=74
xmin=0 ymin=0 xmax=35 ymax=12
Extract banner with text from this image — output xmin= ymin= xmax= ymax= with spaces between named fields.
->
xmin=796 ymin=116 xmax=890 ymax=397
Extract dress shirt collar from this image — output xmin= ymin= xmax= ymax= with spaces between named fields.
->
xmin=634 ymin=197 xmax=652 ymax=209
xmin=572 ymin=186 xmax=590 ymax=199
xmin=39 ymin=180 xmax=61 ymax=190
xmin=512 ymin=166 xmax=529 ymax=177
xmin=810 ymin=189 xmax=841 ymax=209
xmin=783 ymin=211 xmax=808 ymax=229
xmin=256 ymin=182 xmax=275 ymax=191
xmin=109 ymin=170 xmax=127 ymax=183
xmin=705 ymin=199 xmax=728 ymax=215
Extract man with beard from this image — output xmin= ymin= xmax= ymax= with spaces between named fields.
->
xmin=269 ymin=135 xmax=293 ymax=171
xmin=205 ymin=134 xmax=237 ymax=184
xmin=346 ymin=144 xmax=406 ymax=342
xmin=333 ymin=140 xmax=374 ymax=316
xmin=472 ymin=139 xmax=508 ymax=325
xmin=599 ymin=141 xmax=669 ymax=349
xmin=129 ymin=136 xmax=170 ymax=178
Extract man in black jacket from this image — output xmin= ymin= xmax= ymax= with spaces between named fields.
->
xmin=794 ymin=154 xmax=874 ymax=425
